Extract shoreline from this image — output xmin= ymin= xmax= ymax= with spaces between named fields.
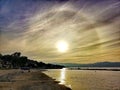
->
xmin=68 ymin=68 xmax=120 ymax=71
xmin=0 ymin=69 xmax=72 ymax=90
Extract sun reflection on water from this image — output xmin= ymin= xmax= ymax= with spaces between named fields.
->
xmin=59 ymin=68 xmax=66 ymax=84
xmin=59 ymin=68 xmax=72 ymax=89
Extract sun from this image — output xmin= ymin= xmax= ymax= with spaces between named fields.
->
xmin=56 ymin=40 xmax=68 ymax=53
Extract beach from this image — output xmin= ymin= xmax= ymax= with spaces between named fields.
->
xmin=0 ymin=69 xmax=71 ymax=90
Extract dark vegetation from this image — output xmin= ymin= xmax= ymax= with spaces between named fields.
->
xmin=0 ymin=52 xmax=64 ymax=69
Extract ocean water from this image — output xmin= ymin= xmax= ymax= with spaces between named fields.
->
xmin=43 ymin=68 xmax=120 ymax=90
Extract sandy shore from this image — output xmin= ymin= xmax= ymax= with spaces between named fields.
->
xmin=0 ymin=69 xmax=71 ymax=90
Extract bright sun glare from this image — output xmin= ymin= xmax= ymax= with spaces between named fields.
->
xmin=56 ymin=40 xmax=68 ymax=53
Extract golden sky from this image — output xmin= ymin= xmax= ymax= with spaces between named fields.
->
xmin=0 ymin=0 xmax=120 ymax=63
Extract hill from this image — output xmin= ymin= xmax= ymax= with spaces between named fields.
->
xmin=55 ymin=62 xmax=120 ymax=67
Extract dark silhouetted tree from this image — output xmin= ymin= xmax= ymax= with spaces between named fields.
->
xmin=0 ymin=53 xmax=2 ymax=59
xmin=12 ymin=52 xmax=21 ymax=57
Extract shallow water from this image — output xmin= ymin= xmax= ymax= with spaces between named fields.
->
xmin=43 ymin=68 xmax=120 ymax=90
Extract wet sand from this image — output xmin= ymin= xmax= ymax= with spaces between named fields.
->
xmin=0 ymin=69 xmax=71 ymax=90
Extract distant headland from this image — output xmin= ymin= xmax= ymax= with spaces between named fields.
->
xmin=55 ymin=62 xmax=120 ymax=67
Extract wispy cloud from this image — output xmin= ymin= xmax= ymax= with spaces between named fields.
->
xmin=0 ymin=0 xmax=120 ymax=63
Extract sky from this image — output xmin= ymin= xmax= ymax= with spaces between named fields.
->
xmin=0 ymin=0 xmax=120 ymax=63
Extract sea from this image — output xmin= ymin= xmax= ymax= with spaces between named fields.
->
xmin=43 ymin=68 xmax=120 ymax=90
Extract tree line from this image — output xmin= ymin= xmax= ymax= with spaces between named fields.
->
xmin=0 ymin=52 xmax=64 ymax=69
